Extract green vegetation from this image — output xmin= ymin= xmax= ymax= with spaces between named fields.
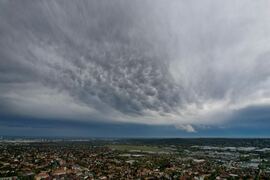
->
xmin=108 ymin=144 xmax=166 ymax=152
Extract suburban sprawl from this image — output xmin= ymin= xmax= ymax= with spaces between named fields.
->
xmin=0 ymin=138 xmax=270 ymax=179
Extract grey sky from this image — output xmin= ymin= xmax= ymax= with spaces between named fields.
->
xmin=1 ymin=0 xmax=270 ymax=132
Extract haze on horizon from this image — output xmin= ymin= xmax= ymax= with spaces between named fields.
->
xmin=1 ymin=0 xmax=270 ymax=137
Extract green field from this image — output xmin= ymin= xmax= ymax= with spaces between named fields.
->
xmin=108 ymin=144 xmax=166 ymax=153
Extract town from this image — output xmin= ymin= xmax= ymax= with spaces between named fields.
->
xmin=0 ymin=138 xmax=270 ymax=179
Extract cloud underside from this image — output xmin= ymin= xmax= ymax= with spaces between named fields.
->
xmin=1 ymin=0 xmax=270 ymax=132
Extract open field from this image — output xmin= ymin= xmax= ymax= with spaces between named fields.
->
xmin=108 ymin=144 xmax=166 ymax=153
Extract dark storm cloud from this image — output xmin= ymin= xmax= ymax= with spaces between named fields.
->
xmin=1 ymin=0 xmax=270 ymax=131
xmin=0 ymin=0 xmax=181 ymax=117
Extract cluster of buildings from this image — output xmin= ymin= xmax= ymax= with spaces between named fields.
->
xmin=0 ymin=141 xmax=270 ymax=179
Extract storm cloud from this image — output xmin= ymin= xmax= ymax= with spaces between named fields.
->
xmin=1 ymin=0 xmax=270 ymax=132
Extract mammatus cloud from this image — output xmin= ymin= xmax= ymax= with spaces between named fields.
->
xmin=1 ymin=0 xmax=270 ymax=132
